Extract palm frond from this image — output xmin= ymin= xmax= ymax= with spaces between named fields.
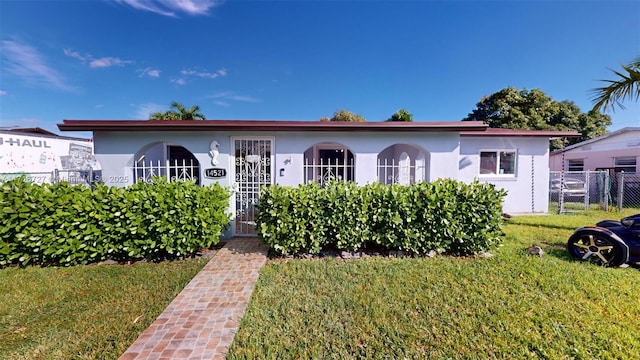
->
xmin=591 ymin=57 xmax=640 ymax=113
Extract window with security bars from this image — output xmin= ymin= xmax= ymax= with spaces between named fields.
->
xmin=304 ymin=147 xmax=355 ymax=186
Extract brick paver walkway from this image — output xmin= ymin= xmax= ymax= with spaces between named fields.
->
xmin=119 ymin=237 xmax=269 ymax=360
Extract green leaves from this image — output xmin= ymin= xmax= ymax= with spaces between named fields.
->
xmin=257 ymin=180 xmax=506 ymax=256
xmin=591 ymin=56 xmax=640 ymax=113
xmin=462 ymin=86 xmax=612 ymax=150
xmin=0 ymin=178 xmax=231 ymax=267
xmin=148 ymin=101 xmax=206 ymax=120
xmin=387 ymin=108 xmax=414 ymax=122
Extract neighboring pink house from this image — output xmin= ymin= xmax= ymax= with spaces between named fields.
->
xmin=550 ymin=127 xmax=640 ymax=173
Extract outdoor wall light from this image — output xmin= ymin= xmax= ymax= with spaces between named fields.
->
xmin=280 ymin=168 xmax=285 ymax=177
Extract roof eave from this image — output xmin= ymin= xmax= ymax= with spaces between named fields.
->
xmin=57 ymin=120 xmax=490 ymax=132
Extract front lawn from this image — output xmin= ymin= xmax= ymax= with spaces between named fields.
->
xmin=0 ymin=258 xmax=208 ymax=360
xmin=229 ymin=209 xmax=640 ymax=359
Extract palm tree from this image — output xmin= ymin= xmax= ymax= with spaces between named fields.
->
xmin=169 ymin=101 xmax=206 ymax=120
xmin=149 ymin=102 xmax=206 ymax=120
xmin=591 ymin=57 xmax=640 ymax=112
xmin=149 ymin=111 xmax=166 ymax=120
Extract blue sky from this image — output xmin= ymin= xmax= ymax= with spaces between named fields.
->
xmin=1 ymin=0 xmax=638 ymax=137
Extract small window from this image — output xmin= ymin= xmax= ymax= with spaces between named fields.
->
xmin=567 ymin=159 xmax=584 ymax=172
xmin=614 ymin=157 xmax=637 ymax=173
xmin=480 ymin=151 xmax=516 ymax=175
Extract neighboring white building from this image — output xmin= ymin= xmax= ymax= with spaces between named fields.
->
xmin=550 ymin=127 xmax=640 ymax=173
xmin=0 ymin=127 xmax=100 ymax=184
xmin=58 ymin=120 xmax=577 ymax=237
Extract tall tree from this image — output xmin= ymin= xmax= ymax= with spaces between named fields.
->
xmin=591 ymin=56 xmax=640 ymax=112
xmin=320 ymin=109 xmax=367 ymax=122
xmin=386 ymin=108 xmax=413 ymax=122
xmin=149 ymin=102 xmax=206 ymax=120
xmin=463 ymin=87 xmax=611 ymax=150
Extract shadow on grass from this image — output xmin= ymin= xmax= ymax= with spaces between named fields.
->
xmin=508 ymin=222 xmax=580 ymax=232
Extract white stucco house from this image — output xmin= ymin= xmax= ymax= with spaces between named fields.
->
xmin=58 ymin=120 xmax=577 ymax=237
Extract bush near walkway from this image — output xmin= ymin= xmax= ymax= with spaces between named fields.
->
xmin=257 ymin=180 xmax=506 ymax=256
xmin=0 ymin=178 xmax=230 ymax=267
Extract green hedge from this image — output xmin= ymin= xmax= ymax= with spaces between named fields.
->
xmin=0 ymin=178 xmax=230 ymax=267
xmin=257 ymin=180 xmax=506 ymax=256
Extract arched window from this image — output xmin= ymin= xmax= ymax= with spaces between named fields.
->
xmin=303 ymin=143 xmax=355 ymax=185
xmin=132 ymin=142 xmax=200 ymax=185
xmin=377 ymin=144 xmax=428 ymax=185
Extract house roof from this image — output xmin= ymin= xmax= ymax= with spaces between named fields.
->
xmin=460 ymin=128 xmax=580 ymax=138
xmin=550 ymin=127 xmax=640 ymax=155
xmin=57 ymin=119 xmax=489 ymax=132
xmin=57 ymin=120 xmax=581 ymax=138
xmin=0 ymin=126 xmax=59 ymax=136
xmin=0 ymin=126 xmax=92 ymax=141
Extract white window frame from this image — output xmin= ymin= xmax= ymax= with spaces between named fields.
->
xmin=614 ymin=156 xmax=637 ymax=173
xmin=479 ymin=150 xmax=517 ymax=177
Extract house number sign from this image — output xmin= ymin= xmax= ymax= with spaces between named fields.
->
xmin=204 ymin=168 xmax=227 ymax=179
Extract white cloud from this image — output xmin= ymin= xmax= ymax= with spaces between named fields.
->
xmin=1 ymin=40 xmax=74 ymax=91
xmin=113 ymin=0 xmax=223 ymax=17
xmin=132 ymin=102 xmax=166 ymax=119
xmin=0 ymin=90 xmax=7 ymax=96
xmin=171 ymin=77 xmax=187 ymax=85
xmin=180 ymin=67 xmax=226 ymax=79
xmin=211 ymin=91 xmax=259 ymax=103
xmin=137 ymin=67 xmax=160 ymax=78
xmin=65 ymin=48 xmax=133 ymax=69
xmin=90 ymin=57 xmax=133 ymax=68
xmin=63 ymin=48 xmax=88 ymax=62
xmin=213 ymin=100 xmax=230 ymax=107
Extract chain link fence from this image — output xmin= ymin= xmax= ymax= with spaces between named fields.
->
xmin=550 ymin=170 xmax=640 ymax=212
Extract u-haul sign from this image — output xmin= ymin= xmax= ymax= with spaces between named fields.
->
xmin=0 ymin=132 xmax=99 ymax=174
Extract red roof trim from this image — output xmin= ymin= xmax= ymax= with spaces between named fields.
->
xmin=58 ymin=120 xmax=489 ymax=132
xmin=460 ymin=128 xmax=580 ymax=137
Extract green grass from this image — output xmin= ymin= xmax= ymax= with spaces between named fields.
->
xmin=229 ymin=209 xmax=640 ymax=359
xmin=0 ymin=258 xmax=208 ymax=360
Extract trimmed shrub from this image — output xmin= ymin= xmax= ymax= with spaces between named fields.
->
xmin=257 ymin=180 xmax=506 ymax=256
xmin=0 ymin=177 xmax=230 ymax=267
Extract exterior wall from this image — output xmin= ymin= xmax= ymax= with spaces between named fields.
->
xmin=459 ymin=136 xmax=550 ymax=214
xmin=550 ymin=130 xmax=640 ymax=172
xmin=94 ymin=130 xmax=460 ymax=188
xmin=93 ymin=130 xmax=553 ymax=235
xmin=94 ymin=130 xmax=461 ymax=237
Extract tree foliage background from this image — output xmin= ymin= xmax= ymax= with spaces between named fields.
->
xmin=462 ymin=87 xmax=611 ymax=150
xmin=387 ymin=108 xmax=413 ymax=122
xmin=149 ymin=102 xmax=206 ymax=120
xmin=320 ymin=109 xmax=367 ymax=122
